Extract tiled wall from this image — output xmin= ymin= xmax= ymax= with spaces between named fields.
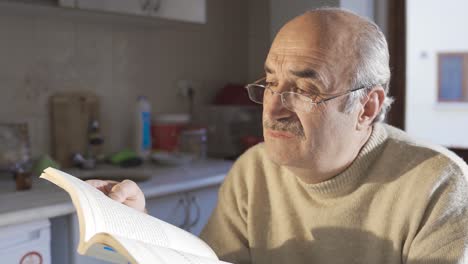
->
xmin=0 ymin=0 xmax=270 ymax=157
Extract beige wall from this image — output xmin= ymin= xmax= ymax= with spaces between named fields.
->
xmin=247 ymin=0 xmax=270 ymax=81
xmin=0 ymin=0 xmax=271 ymax=157
xmin=269 ymin=0 xmax=340 ymax=39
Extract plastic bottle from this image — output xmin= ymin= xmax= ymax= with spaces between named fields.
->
xmin=135 ymin=96 xmax=152 ymax=159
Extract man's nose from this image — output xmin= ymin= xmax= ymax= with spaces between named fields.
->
xmin=263 ymin=90 xmax=292 ymax=119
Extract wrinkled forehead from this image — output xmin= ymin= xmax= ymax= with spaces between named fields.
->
xmin=265 ymin=51 xmax=333 ymax=90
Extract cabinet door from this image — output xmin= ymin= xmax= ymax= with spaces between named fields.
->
xmin=146 ymin=193 xmax=188 ymax=229
xmin=74 ymin=0 xmax=206 ymax=24
xmin=150 ymin=0 xmax=206 ymax=23
xmin=58 ymin=0 xmax=76 ymax=8
xmin=186 ymin=185 xmax=219 ymax=236
xmin=50 ymin=216 xmax=72 ymax=264
xmin=69 ymin=213 xmax=108 ymax=264
xmin=76 ymin=0 xmax=150 ymax=16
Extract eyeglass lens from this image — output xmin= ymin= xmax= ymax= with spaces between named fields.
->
xmin=247 ymin=84 xmax=313 ymax=112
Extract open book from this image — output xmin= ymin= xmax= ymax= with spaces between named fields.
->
xmin=40 ymin=167 xmax=231 ymax=264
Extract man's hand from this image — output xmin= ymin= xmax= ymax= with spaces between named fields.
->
xmin=86 ymin=179 xmax=146 ymax=213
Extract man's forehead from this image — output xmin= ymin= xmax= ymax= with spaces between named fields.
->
xmin=265 ymin=56 xmax=318 ymax=73
xmin=265 ymin=61 xmax=317 ymax=78
xmin=264 ymin=51 xmax=330 ymax=74
xmin=264 ymin=55 xmax=332 ymax=91
xmin=270 ymin=27 xmax=325 ymax=51
xmin=264 ymin=45 xmax=336 ymax=91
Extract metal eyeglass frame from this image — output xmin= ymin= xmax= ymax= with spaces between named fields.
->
xmin=244 ymin=77 xmax=369 ymax=113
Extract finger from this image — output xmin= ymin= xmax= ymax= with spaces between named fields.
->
xmin=109 ymin=180 xmax=145 ymax=212
xmin=85 ymin=180 xmax=119 ymax=195
xmin=108 ymin=180 xmax=137 ymax=203
xmin=101 ymin=180 xmax=120 ymax=194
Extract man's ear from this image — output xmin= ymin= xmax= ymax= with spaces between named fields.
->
xmin=356 ymin=87 xmax=385 ymax=130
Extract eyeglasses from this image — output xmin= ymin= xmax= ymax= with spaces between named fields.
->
xmin=245 ymin=77 xmax=368 ymax=113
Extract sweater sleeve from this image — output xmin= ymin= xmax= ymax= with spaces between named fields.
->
xmin=199 ymin=160 xmax=251 ymax=264
xmin=406 ymin=163 xmax=468 ymax=264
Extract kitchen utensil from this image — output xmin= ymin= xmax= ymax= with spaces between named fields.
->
xmin=151 ymin=114 xmax=190 ymax=152
xmin=179 ymin=128 xmax=207 ymax=160
xmin=50 ymin=92 xmax=100 ymax=168
xmin=0 ymin=123 xmax=31 ymax=172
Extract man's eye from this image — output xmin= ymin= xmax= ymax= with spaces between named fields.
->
xmin=294 ymin=87 xmax=313 ymax=96
xmin=265 ymin=82 xmax=277 ymax=88
xmin=295 ymin=85 xmax=321 ymax=97
xmin=296 ymin=89 xmax=321 ymax=101
xmin=309 ymin=94 xmax=321 ymax=101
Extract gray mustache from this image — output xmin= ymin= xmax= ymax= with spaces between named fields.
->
xmin=263 ymin=119 xmax=305 ymax=138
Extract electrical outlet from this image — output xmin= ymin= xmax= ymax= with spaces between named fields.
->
xmin=177 ymin=80 xmax=193 ymax=97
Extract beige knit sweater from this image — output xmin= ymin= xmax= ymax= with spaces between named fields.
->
xmin=200 ymin=124 xmax=468 ymax=264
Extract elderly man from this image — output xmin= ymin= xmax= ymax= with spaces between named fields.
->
xmin=90 ymin=8 xmax=468 ymax=264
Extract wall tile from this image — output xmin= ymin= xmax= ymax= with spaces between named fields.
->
xmin=0 ymin=0 xmax=268 ymax=157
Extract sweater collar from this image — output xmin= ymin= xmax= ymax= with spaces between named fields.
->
xmin=292 ymin=123 xmax=388 ymax=198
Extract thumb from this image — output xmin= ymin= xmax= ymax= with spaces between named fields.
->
xmin=108 ymin=183 xmax=127 ymax=203
xmin=106 ymin=180 xmax=145 ymax=213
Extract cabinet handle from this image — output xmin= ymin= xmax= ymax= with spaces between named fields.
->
xmin=176 ymin=197 xmax=189 ymax=229
xmin=140 ymin=0 xmax=151 ymax=11
xmin=187 ymin=196 xmax=201 ymax=229
xmin=152 ymin=0 xmax=161 ymax=12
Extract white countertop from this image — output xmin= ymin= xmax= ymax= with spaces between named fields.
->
xmin=0 ymin=159 xmax=233 ymax=227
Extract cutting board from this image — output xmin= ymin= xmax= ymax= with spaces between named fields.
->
xmin=50 ymin=92 xmax=99 ymax=168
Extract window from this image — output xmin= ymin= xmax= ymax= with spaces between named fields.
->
xmin=438 ymin=53 xmax=468 ymax=102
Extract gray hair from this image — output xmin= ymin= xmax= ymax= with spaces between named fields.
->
xmin=315 ymin=8 xmax=394 ymax=123
xmin=343 ymin=10 xmax=393 ymax=123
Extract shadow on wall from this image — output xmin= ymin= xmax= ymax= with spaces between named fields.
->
xmin=221 ymin=227 xmax=455 ymax=264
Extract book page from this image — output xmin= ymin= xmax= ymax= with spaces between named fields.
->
xmin=108 ymin=234 xmax=232 ymax=264
xmin=41 ymin=167 xmax=218 ymax=260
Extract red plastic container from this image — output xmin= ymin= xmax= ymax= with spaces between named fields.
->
xmin=151 ymin=114 xmax=189 ymax=152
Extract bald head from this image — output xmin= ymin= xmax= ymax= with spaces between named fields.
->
xmin=273 ymin=8 xmax=366 ymax=52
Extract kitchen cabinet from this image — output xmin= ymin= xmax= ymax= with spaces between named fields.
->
xmin=146 ymin=192 xmax=188 ymax=228
xmin=60 ymin=0 xmax=206 ymax=24
xmin=146 ymin=184 xmax=219 ymax=236
xmin=68 ymin=213 xmax=103 ymax=264
xmin=185 ymin=186 xmax=219 ymax=235
xmin=0 ymin=220 xmax=51 ymax=264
